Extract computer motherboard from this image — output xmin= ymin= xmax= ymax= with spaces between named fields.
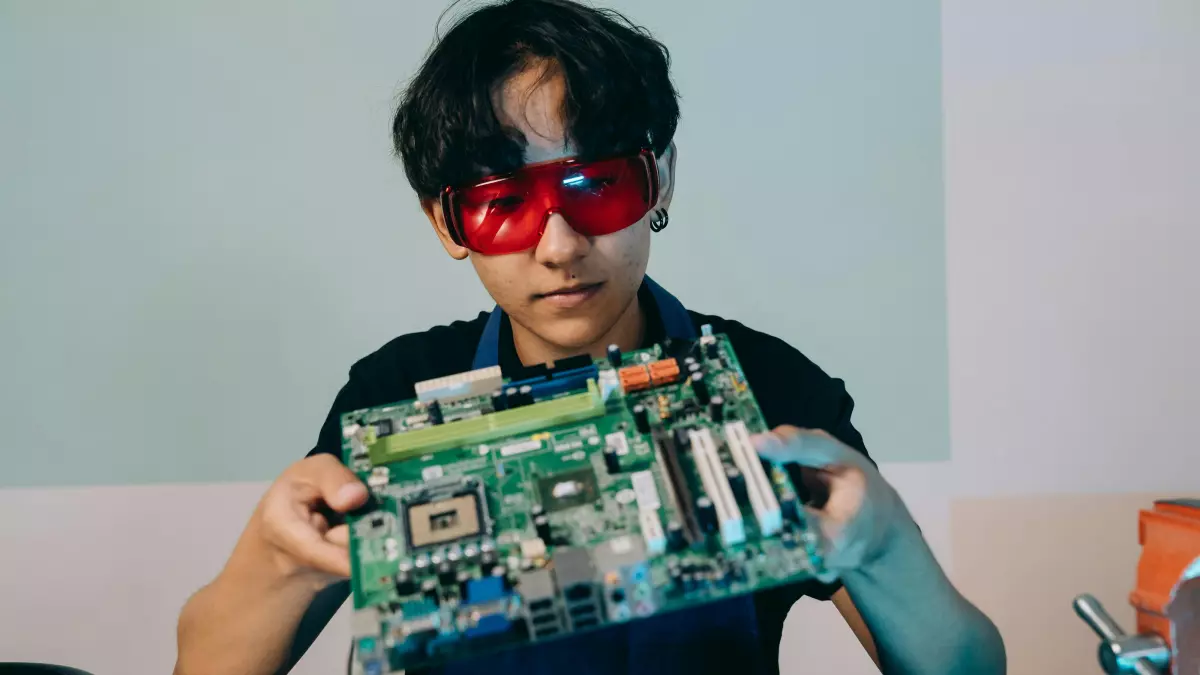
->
xmin=342 ymin=327 xmax=828 ymax=674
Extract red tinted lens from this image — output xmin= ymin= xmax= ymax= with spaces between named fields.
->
xmin=556 ymin=155 xmax=655 ymax=237
xmin=449 ymin=173 xmax=543 ymax=254
xmin=447 ymin=152 xmax=655 ymax=255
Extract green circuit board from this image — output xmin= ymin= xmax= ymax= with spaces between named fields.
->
xmin=341 ymin=329 xmax=828 ymax=674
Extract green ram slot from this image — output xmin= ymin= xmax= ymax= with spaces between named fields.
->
xmin=369 ymin=380 xmax=604 ymax=465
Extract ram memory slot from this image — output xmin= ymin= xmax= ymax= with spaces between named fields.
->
xmin=653 ymin=427 xmax=700 ymax=544
xmin=368 ymin=380 xmax=604 ymax=465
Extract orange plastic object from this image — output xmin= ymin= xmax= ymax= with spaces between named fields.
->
xmin=619 ymin=365 xmax=651 ymax=392
xmin=1129 ymin=499 xmax=1200 ymax=647
xmin=649 ymin=358 xmax=680 ymax=386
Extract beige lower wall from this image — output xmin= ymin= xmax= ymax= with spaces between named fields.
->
xmin=951 ymin=492 xmax=1200 ymax=675
xmin=0 ymin=466 xmax=956 ymax=675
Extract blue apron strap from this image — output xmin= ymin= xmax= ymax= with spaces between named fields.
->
xmin=470 ymin=275 xmax=694 ymax=370
xmin=471 ymin=307 xmax=504 ymax=370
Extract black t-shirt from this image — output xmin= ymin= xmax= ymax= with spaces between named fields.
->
xmin=299 ymin=286 xmax=872 ymax=675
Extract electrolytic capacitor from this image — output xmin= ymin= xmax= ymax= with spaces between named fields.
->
xmin=490 ymin=389 xmax=507 ymax=412
xmin=690 ymin=371 xmax=710 ymax=405
xmin=480 ymin=550 xmax=498 ymax=576
xmin=667 ymin=520 xmax=687 ymax=551
xmin=607 ymin=343 xmax=622 ymax=367
xmin=428 ymin=400 xmax=444 ymax=425
xmin=632 ymin=404 xmax=650 ymax=434
xmin=696 ymin=496 xmax=717 ymax=534
xmin=519 ymin=385 xmax=534 ymax=406
xmin=534 ymin=514 xmax=552 ymax=542
xmin=705 ymin=339 xmax=719 ymax=359
xmin=505 ymin=387 xmax=521 ymax=408
xmin=456 ymin=570 xmax=473 ymax=597
xmin=395 ymin=570 xmax=417 ymax=596
xmin=437 ymin=561 xmax=456 ymax=586
xmin=421 ymin=578 xmax=439 ymax=603
xmin=603 ymin=447 xmax=621 ymax=474
xmin=673 ymin=426 xmax=692 ymax=450
xmin=708 ymin=396 xmax=725 ymax=422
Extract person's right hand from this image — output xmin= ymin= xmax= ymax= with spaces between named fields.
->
xmin=242 ymin=453 xmax=369 ymax=584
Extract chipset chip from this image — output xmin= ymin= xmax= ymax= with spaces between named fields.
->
xmin=406 ymin=494 xmax=482 ymax=548
xmin=536 ymin=468 xmax=600 ymax=513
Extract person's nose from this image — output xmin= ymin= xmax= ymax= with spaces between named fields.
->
xmin=534 ymin=212 xmax=591 ymax=268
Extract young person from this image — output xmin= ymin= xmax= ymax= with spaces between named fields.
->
xmin=174 ymin=1 xmax=1005 ymax=674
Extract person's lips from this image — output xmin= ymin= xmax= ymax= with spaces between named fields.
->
xmin=535 ymin=282 xmax=604 ymax=308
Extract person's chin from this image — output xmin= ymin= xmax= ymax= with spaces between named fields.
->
xmin=536 ymin=315 xmax=612 ymax=353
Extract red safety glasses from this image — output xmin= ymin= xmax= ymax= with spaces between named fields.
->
xmin=440 ymin=149 xmax=660 ymax=255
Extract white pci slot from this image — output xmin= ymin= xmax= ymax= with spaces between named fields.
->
xmin=638 ymin=508 xmax=666 ymax=555
xmin=689 ymin=428 xmax=745 ymax=546
xmin=723 ymin=421 xmax=782 ymax=537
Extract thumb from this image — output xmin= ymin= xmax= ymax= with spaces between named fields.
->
xmin=299 ymin=454 xmax=369 ymax=513
xmin=751 ymin=426 xmax=846 ymax=469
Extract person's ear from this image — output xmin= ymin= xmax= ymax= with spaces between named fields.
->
xmin=656 ymin=142 xmax=677 ymax=212
xmin=422 ymin=199 xmax=470 ymax=260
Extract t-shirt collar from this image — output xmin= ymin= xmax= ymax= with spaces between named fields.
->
xmin=497 ymin=282 xmax=667 ymax=373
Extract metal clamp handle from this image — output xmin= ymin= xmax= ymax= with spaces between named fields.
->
xmin=1073 ymin=594 xmax=1167 ymax=675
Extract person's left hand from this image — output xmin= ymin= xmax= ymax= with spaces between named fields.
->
xmin=752 ymin=425 xmax=913 ymax=576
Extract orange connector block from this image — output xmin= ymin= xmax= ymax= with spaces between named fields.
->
xmin=1129 ymin=498 xmax=1200 ymax=647
xmin=649 ymin=358 xmax=680 ymax=386
xmin=619 ymin=358 xmax=680 ymax=392
xmin=619 ymin=365 xmax=651 ymax=392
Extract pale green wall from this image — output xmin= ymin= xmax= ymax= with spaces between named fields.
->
xmin=0 ymin=0 xmax=946 ymax=487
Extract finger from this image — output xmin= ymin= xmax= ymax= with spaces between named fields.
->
xmin=310 ymin=510 xmax=330 ymax=535
xmin=751 ymin=427 xmax=845 ymax=468
xmin=325 ymin=524 xmax=350 ymax=547
xmin=294 ymin=454 xmax=369 ymax=513
xmin=275 ymin=512 xmax=352 ymax=577
xmin=790 ymin=464 xmax=833 ymax=510
xmin=818 ymin=466 xmax=868 ymax=524
xmin=802 ymin=504 xmax=846 ymax=584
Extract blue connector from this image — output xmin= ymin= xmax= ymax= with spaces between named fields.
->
xmin=463 ymin=577 xmax=512 ymax=638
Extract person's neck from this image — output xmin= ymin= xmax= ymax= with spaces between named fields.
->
xmin=512 ymin=298 xmax=645 ymax=367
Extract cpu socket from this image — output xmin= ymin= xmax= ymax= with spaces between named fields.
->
xmin=406 ymin=494 xmax=482 ymax=548
xmin=398 ymin=476 xmax=490 ymax=551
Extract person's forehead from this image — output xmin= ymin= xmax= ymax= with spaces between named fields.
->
xmin=522 ymin=138 xmax=576 ymax=165
xmin=493 ymin=63 xmax=577 ymax=165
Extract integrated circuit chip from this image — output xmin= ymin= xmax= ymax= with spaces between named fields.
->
xmin=536 ymin=468 xmax=599 ymax=513
xmin=406 ymin=494 xmax=482 ymax=548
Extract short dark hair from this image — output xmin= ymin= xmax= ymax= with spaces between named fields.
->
xmin=392 ymin=0 xmax=680 ymax=200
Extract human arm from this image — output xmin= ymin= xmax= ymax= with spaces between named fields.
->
xmin=756 ymin=427 xmax=1006 ymax=675
xmin=173 ymin=454 xmax=368 ymax=675
xmin=831 ymin=587 xmax=882 ymax=668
